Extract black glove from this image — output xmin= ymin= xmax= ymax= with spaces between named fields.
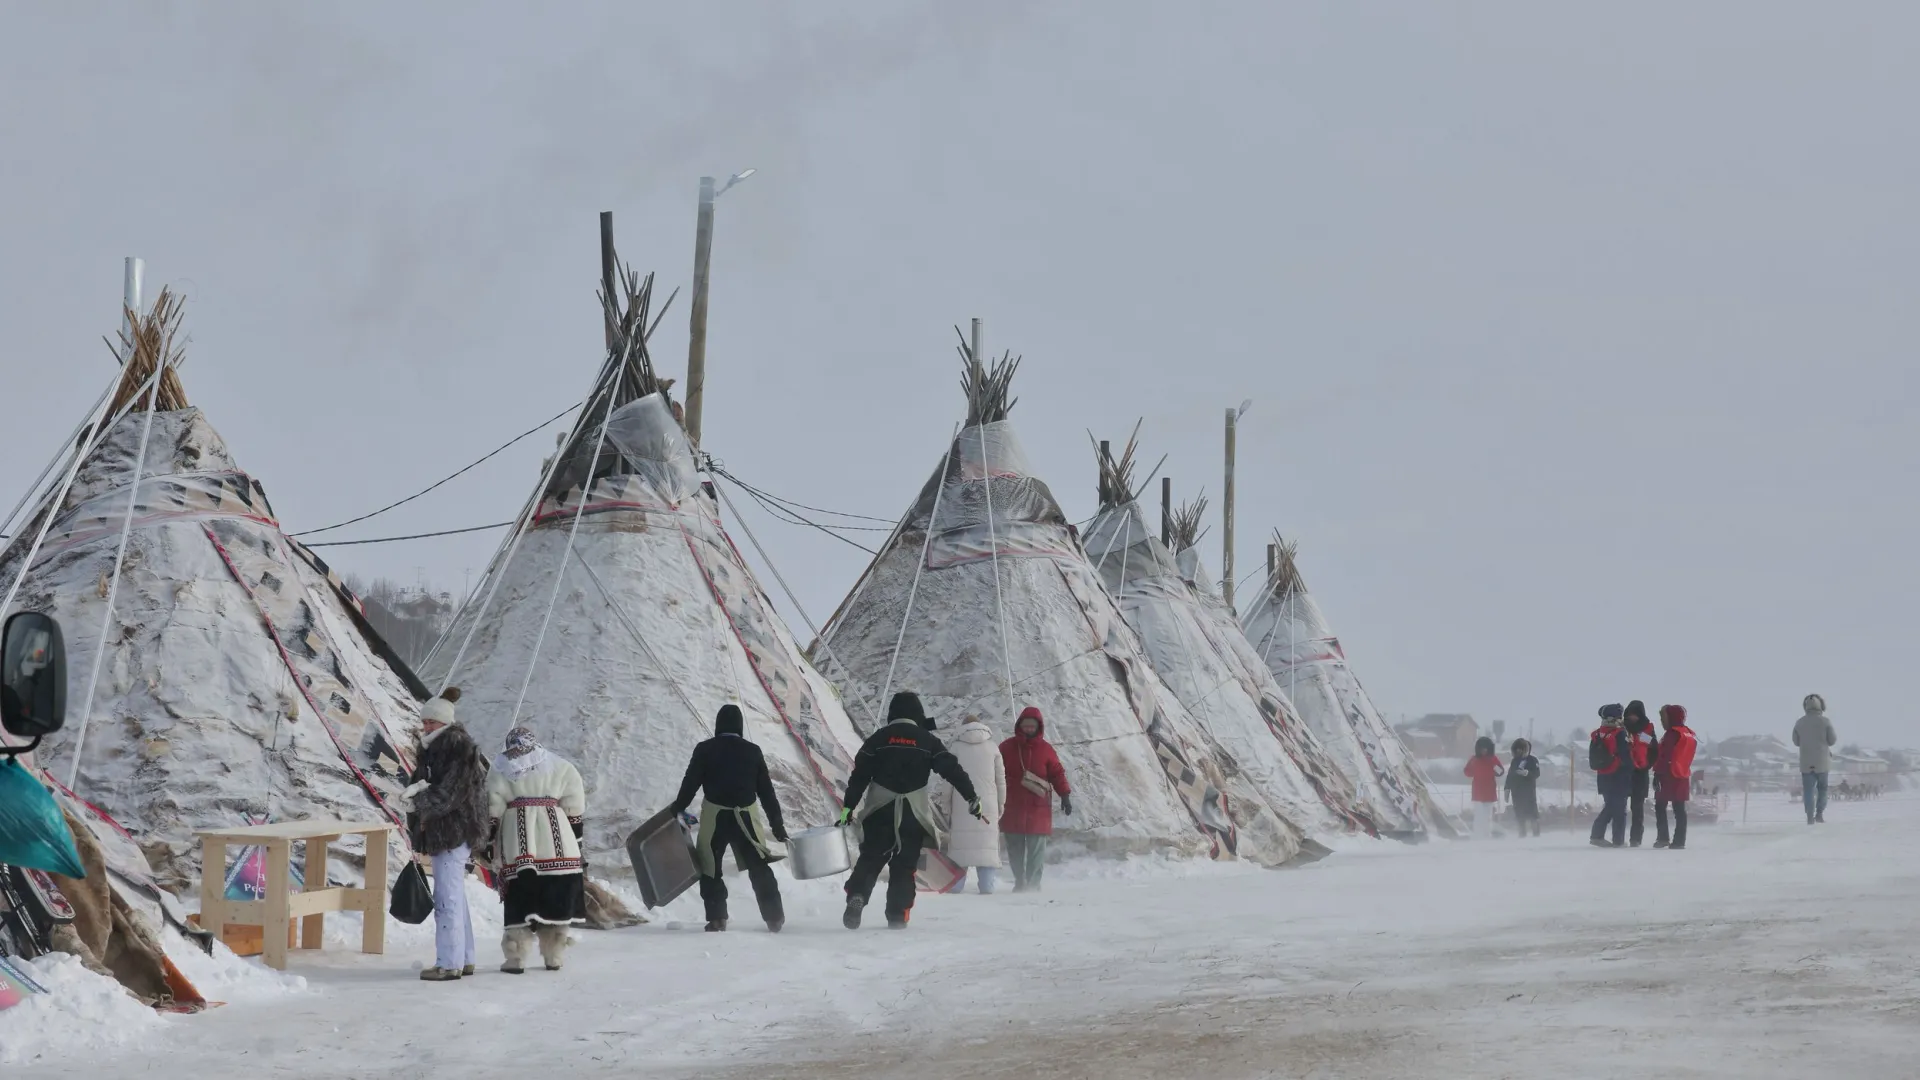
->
xmin=771 ymin=824 xmax=789 ymax=843
xmin=967 ymin=798 xmax=986 ymax=822
xmin=1059 ymin=794 xmax=1074 ymax=817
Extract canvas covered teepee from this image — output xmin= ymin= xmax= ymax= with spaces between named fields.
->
xmin=1081 ymin=437 xmax=1377 ymax=841
xmin=417 ymin=264 xmax=863 ymax=861
xmin=1239 ymin=536 xmax=1457 ymax=838
xmin=813 ymin=341 xmax=1309 ymax=863
xmin=0 ymin=288 xmax=428 ymax=878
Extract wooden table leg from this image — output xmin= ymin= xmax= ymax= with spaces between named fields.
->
xmin=263 ymin=839 xmax=292 ymax=971
xmin=199 ymin=837 xmax=226 ymax=941
xmin=301 ymin=835 xmax=335 ymax=949
xmin=361 ymin=829 xmax=388 ymax=956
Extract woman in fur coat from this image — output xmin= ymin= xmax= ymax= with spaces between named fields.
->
xmin=486 ymin=726 xmax=587 ymax=974
xmin=406 ymin=688 xmax=491 ymax=981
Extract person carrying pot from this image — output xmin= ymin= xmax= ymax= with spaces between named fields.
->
xmin=667 ymin=703 xmax=789 ymax=933
xmin=837 ymin=691 xmax=981 ymax=930
xmin=998 ymin=706 xmax=1072 ymax=892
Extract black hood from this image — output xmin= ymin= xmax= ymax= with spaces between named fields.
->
xmin=887 ymin=691 xmax=932 ymax=730
xmin=715 ymin=703 xmax=744 ymax=737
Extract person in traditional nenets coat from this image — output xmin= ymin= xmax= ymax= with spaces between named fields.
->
xmin=838 ymin=691 xmax=982 ymax=930
xmin=667 ymin=704 xmax=790 ymax=933
xmin=485 ymin=726 xmax=587 ymax=973
xmin=405 ymin=688 xmax=491 ymax=981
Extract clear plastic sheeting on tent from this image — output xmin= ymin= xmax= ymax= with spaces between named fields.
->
xmin=816 ymin=417 xmax=1306 ymax=863
xmin=420 ymin=392 xmax=864 ymax=864
xmin=1084 ymin=500 xmax=1377 ymax=842
xmin=1240 ymin=552 xmax=1457 ymax=839
xmin=0 ymin=407 xmax=426 ymax=879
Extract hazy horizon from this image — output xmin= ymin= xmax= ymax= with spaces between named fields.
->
xmin=3 ymin=4 xmax=1913 ymax=746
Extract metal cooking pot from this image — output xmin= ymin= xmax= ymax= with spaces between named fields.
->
xmin=786 ymin=824 xmax=854 ymax=880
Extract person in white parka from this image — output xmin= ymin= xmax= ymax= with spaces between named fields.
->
xmin=939 ymin=715 xmax=1008 ymax=894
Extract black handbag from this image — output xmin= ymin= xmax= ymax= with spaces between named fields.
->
xmin=388 ymin=860 xmax=435 ymax=925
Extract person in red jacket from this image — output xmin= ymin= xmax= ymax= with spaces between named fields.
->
xmin=1461 ymin=736 xmax=1505 ymax=839
xmin=1654 ymin=704 xmax=1697 ymax=850
xmin=1589 ymin=705 xmax=1631 ymax=848
xmin=998 ymin=707 xmax=1071 ymax=893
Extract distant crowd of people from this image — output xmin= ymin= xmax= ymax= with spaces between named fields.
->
xmin=1461 ymin=701 xmax=1699 ymax=846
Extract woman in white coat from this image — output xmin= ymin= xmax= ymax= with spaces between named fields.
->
xmin=940 ymin=715 xmax=1008 ymax=894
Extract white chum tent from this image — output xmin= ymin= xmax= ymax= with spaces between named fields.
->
xmin=1239 ymin=537 xmax=1458 ymax=839
xmin=813 ymin=347 xmax=1309 ymax=864
xmin=1080 ymin=443 xmax=1378 ymax=842
xmin=0 ymin=289 xmax=427 ymax=879
xmin=417 ymin=269 xmax=863 ymax=861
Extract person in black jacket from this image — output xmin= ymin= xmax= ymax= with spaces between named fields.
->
xmin=1505 ymin=738 xmax=1541 ymax=838
xmin=1623 ymin=700 xmax=1661 ymax=847
xmin=668 ymin=704 xmax=789 ymax=933
xmin=839 ymin=691 xmax=981 ymax=930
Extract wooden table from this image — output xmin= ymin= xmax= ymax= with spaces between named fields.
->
xmin=195 ymin=819 xmax=396 ymax=971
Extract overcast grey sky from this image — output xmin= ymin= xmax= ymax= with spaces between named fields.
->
xmin=3 ymin=4 xmax=1914 ymax=745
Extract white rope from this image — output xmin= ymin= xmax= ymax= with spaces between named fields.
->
xmin=979 ymin=424 xmax=1017 ymax=726
xmin=0 ymin=375 xmax=117 ymax=546
xmin=710 ymin=474 xmax=880 ymax=729
xmin=431 ymin=378 xmax=613 ymax=689
xmin=878 ymin=422 xmax=959 ymax=715
xmin=568 ymin=547 xmax=704 ymax=724
xmin=510 ymin=387 xmax=619 ymax=725
xmin=0 ymin=367 xmax=163 ymax=625
xmin=67 ymin=351 xmax=171 ymax=789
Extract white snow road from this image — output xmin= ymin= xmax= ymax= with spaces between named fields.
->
xmin=17 ymin=792 xmax=1920 ymax=1079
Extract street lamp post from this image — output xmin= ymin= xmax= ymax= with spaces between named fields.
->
xmin=684 ymin=169 xmax=755 ymax=447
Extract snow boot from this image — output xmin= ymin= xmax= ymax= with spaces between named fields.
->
xmin=419 ymin=966 xmax=462 ymax=981
xmin=536 ymin=925 xmax=570 ymax=971
xmin=501 ymin=926 xmax=533 ymax=974
xmin=705 ymin=920 xmax=727 ymax=932
xmin=1589 ymin=837 xmax=1612 ymax=848
xmin=842 ymin=896 xmax=865 ymax=930
xmin=1815 ymin=812 xmax=1825 ymax=823
xmin=461 ymin=964 xmax=475 ymax=976
xmin=1652 ymin=839 xmax=1670 ymax=849
xmin=766 ymin=918 xmax=784 ymax=934
xmin=1668 ymin=842 xmax=1685 ymax=850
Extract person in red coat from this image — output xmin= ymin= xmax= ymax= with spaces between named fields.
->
xmin=1461 ymin=736 xmax=1505 ymax=839
xmin=1654 ymin=704 xmax=1697 ymax=850
xmin=998 ymin=707 xmax=1072 ymax=892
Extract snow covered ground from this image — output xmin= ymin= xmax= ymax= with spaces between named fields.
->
xmin=8 ymin=790 xmax=1919 ymax=1079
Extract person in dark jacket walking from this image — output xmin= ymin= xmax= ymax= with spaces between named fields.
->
xmin=405 ymin=688 xmax=491 ymax=981
xmin=838 ymin=691 xmax=981 ymax=930
xmin=668 ymin=704 xmax=789 ymax=933
xmin=999 ymin=706 xmax=1073 ymax=891
xmin=1654 ymin=704 xmax=1697 ymax=849
xmin=1589 ymin=705 xmax=1631 ymax=848
xmin=1623 ymin=701 xmax=1661 ymax=847
xmin=1505 ymin=738 xmax=1541 ymax=838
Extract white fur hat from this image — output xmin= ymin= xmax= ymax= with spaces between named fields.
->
xmin=422 ymin=689 xmax=458 ymax=726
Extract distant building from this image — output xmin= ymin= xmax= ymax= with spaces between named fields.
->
xmin=1396 ymin=714 xmax=1479 ymax=759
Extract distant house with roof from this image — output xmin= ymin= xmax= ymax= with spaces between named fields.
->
xmin=1396 ymin=714 xmax=1479 ymax=759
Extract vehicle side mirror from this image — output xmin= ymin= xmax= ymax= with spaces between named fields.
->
xmin=2 ymin=612 xmax=67 ymax=743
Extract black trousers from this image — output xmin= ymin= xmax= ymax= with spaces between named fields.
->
xmin=1629 ymin=796 xmax=1648 ymax=845
xmin=845 ymin=810 xmax=926 ymax=920
xmin=698 ymin=812 xmax=783 ymax=924
xmin=1655 ymin=800 xmax=1688 ymax=847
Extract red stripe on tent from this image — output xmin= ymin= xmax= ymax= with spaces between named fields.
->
xmin=201 ymin=524 xmax=409 ymax=840
xmin=677 ymin=520 xmax=845 ymax=808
